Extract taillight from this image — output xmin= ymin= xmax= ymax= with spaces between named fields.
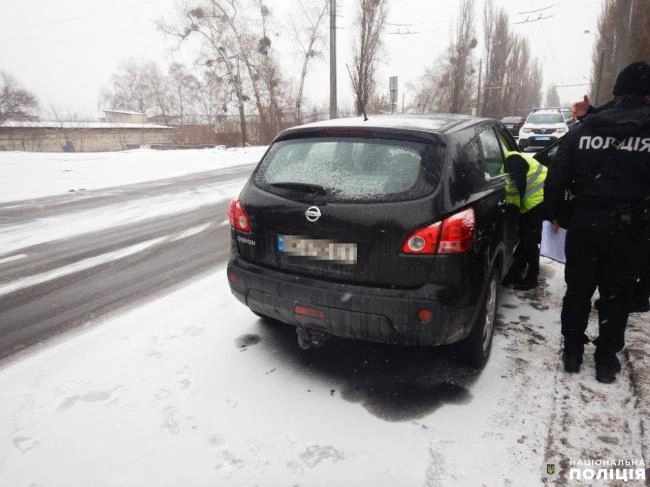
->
xmin=438 ymin=208 xmax=475 ymax=253
xmin=402 ymin=222 xmax=441 ymax=254
xmin=402 ymin=208 xmax=475 ymax=255
xmin=228 ymin=197 xmax=251 ymax=233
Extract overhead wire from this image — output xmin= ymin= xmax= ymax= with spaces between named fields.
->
xmin=507 ymin=0 xmax=563 ymax=90
xmin=1 ymin=0 xmax=161 ymax=35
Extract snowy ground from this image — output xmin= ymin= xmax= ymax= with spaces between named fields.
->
xmin=0 ymin=149 xmax=648 ymax=486
xmin=0 ymin=146 xmax=267 ymax=203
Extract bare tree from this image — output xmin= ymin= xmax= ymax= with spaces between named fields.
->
xmin=289 ymin=0 xmax=329 ymax=123
xmin=629 ymin=0 xmax=650 ymax=61
xmin=478 ymin=1 xmax=542 ymax=117
xmin=160 ymin=1 xmax=293 ymax=144
xmin=445 ymin=0 xmax=477 ymax=114
xmin=409 ymin=0 xmax=477 ymax=115
xmin=148 ymin=65 xmax=173 ymax=123
xmin=103 ymin=60 xmax=163 ymax=115
xmin=196 ymin=70 xmax=228 ymax=127
xmin=0 ymin=71 xmax=38 ymax=125
xmin=590 ymin=0 xmax=650 ymax=105
xmin=249 ymin=0 xmax=286 ymax=137
xmin=481 ymin=0 xmax=511 ymax=117
xmin=409 ymin=66 xmax=448 ymax=112
xmin=351 ymin=0 xmax=388 ymax=115
xmin=545 ymin=85 xmax=560 ymax=107
xmin=590 ymin=0 xmax=627 ymax=105
xmin=168 ymin=62 xmax=201 ymax=125
xmin=159 ymin=2 xmax=250 ymax=145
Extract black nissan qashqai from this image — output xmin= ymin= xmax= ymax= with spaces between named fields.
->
xmin=227 ymin=114 xmax=520 ymax=367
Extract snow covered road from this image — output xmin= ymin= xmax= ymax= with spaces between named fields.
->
xmin=0 ymin=149 xmax=262 ymax=361
xmin=0 ymin=260 xmax=648 ymax=485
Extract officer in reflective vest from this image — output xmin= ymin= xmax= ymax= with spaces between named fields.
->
xmin=501 ymin=146 xmax=548 ymax=290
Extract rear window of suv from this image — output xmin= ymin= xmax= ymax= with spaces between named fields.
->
xmin=526 ymin=113 xmax=564 ymax=124
xmin=253 ymin=136 xmax=443 ymax=202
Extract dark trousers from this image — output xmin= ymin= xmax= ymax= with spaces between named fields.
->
xmin=635 ymin=249 xmax=650 ymax=301
xmin=507 ymin=204 xmax=544 ymax=283
xmin=561 ymin=224 xmax=646 ymax=355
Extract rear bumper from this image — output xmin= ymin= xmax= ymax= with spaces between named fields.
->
xmin=227 ymin=256 xmax=477 ymax=347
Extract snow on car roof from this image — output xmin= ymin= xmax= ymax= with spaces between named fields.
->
xmin=287 ymin=113 xmax=491 ymax=135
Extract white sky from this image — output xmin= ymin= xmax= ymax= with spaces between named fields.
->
xmin=0 ymin=0 xmax=603 ymax=119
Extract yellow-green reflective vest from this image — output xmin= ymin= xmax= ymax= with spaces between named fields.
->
xmin=501 ymin=150 xmax=547 ymax=214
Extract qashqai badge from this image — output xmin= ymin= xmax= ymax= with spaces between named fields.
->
xmin=305 ymin=206 xmax=321 ymax=223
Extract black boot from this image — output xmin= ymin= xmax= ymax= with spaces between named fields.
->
xmin=562 ymin=351 xmax=582 ymax=373
xmin=595 ymin=352 xmax=621 ymax=384
xmin=629 ymin=295 xmax=650 ymax=313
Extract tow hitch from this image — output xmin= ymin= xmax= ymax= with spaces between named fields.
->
xmin=296 ymin=326 xmax=330 ymax=350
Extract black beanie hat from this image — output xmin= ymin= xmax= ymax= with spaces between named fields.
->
xmin=612 ymin=61 xmax=650 ymax=96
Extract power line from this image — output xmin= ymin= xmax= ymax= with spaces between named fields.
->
xmin=512 ymin=13 xmax=555 ymax=24
xmin=518 ymin=4 xmax=555 ymax=14
xmin=1 ymin=0 xmax=160 ymax=34
xmin=388 ymin=28 xmax=420 ymax=35
xmin=521 ymin=0 xmax=563 ymax=87
xmin=554 ymin=83 xmax=591 ymax=87
xmin=386 ymin=22 xmax=415 ymax=27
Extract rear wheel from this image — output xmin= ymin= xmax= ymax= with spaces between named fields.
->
xmin=457 ymin=266 xmax=500 ymax=367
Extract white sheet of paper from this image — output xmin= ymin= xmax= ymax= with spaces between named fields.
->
xmin=540 ymin=220 xmax=567 ymax=263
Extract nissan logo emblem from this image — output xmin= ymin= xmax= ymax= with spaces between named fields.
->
xmin=305 ymin=206 xmax=321 ymax=222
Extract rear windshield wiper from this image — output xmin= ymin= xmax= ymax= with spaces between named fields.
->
xmin=268 ymin=181 xmax=327 ymax=196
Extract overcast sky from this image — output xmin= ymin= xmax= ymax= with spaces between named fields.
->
xmin=0 ymin=0 xmax=603 ymax=119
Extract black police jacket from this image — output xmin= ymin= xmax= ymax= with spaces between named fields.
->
xmin=545 ymin=96 xmax=650 ymax=229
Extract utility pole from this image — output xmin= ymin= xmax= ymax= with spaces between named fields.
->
xmin=594 ymin=48 xmax=606 ymax=106
xmin=329 ymin=0 xmax=338 ymax=119
xmin=389 ymin=76 xmax=398 ymax=114
xmin=476 ymin=58 xmax=482 ymax=117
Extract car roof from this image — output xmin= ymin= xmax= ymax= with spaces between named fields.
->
xmin=528 ymin=109 xmax=564 ymax=115
xmin=277 ymin=113 xmax=496 ymax=140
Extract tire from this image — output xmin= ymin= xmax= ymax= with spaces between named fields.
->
xmin=457 ymin=266 xmax=500 ymax=368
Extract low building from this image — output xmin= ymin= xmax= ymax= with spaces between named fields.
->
xmin=103 ymin=109 xmax=148 ymax=124
xmin=0 ymin=121 xmax=172 ymax=152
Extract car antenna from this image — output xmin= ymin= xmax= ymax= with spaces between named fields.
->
xmin=346 ymin=63 xmax=368 ymax=122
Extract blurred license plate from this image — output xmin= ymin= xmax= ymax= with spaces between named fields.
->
xmin=536 ymin=136 xmax=551 ymax=141
xmin=277 ymin=235 xmax=357 ymax=264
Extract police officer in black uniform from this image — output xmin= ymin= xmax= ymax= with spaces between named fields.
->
xmin=545 ymin=61 xmax=650 ymax=383
xmin=572 ymin=96 xmax=650 ymax=314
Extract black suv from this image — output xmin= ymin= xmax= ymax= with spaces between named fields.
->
xmin=227 ymin=114 xmax=520 ymax=366
xmin=501 ymin=116 xmax=524 ymax=138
